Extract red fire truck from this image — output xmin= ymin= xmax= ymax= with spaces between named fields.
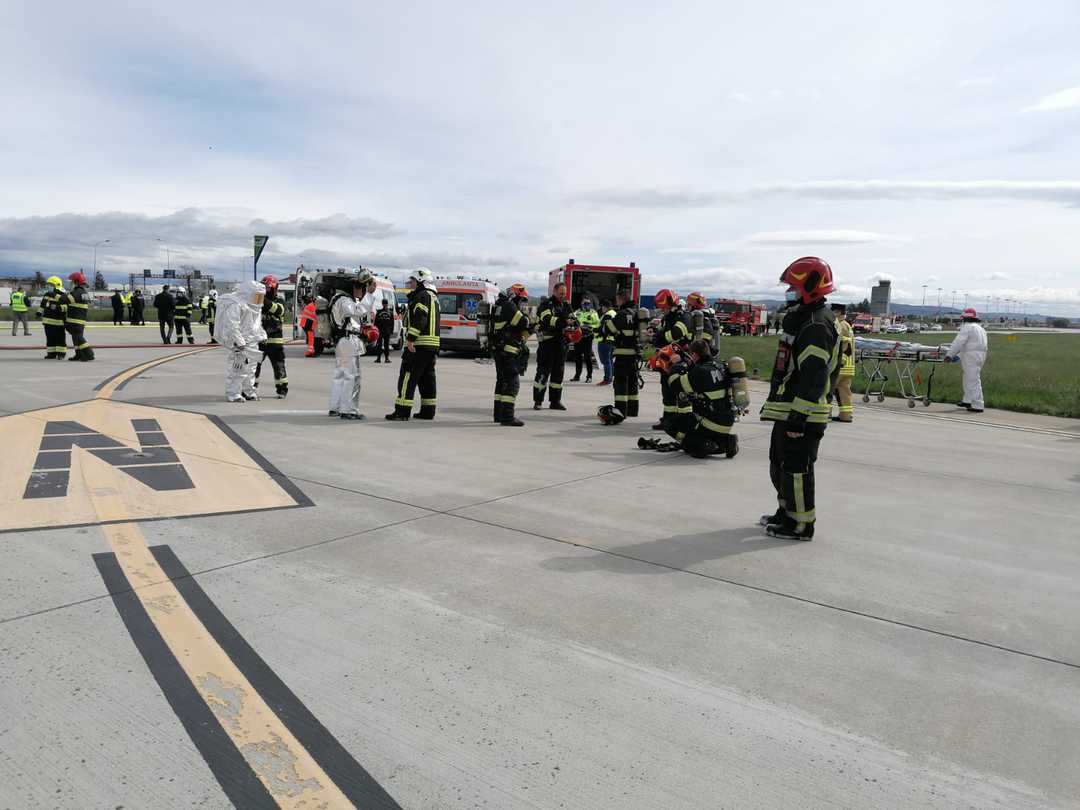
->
xmin=713 ymin=299 xmax=768 ymax=336
xmin=548 ymin=259 xmax=641 ymax=308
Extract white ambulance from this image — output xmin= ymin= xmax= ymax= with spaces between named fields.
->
xmin=294 ymin=266 xmax=403 ymax=348
xmin=432 ymin=276 xmax=500 ymax=353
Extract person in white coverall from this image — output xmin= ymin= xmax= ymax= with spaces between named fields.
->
xmin=328 ymin=270 xmax=377 ymax=420
xmin=946 ymin=307 xmax=988 ymax=413
xmin=218 ymin=280 xmax=268 ymax=402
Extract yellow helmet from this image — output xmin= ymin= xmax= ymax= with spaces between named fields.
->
xmin=47 ymin=275 xmax=63 ymax=289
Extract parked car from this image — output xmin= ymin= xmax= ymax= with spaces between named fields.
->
xmin=929 ymin=323 xmax=943 ymax=331
xmin=885 ymin=323 xmax=908 ymax=334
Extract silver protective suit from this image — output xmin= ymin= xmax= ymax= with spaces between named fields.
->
xmin=947 ymin=321 xmax=988 ymax=410
xmin=218 ymin=280 xmax=268 ymax=401
xmin=328 ymin=293 xmax=372 ymax=416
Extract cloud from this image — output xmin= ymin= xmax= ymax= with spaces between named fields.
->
xmin=573 ymin=181 xmax=1080 ymax=209
xmin=727 ymin=91 xmax=753 ymax=104
xmin=249 ymin=213 xmax=401 ymax=239
xmin=547 ymin=246 xmax=571 ymax=254
xmin=985 ymin=271 xmax=1010 ymax=280
xmin=866 ymin=273 xmax=895 ymax=283
xmin=743 ymin=229 xmax=909 ymax=246
xmin=1023 ymin=85 xmax=1080 ymax=113
xmin=957 ymin=77 xmax=995 ymax=89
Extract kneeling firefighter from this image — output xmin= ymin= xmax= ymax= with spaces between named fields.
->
xmin=639 ymin=339 xmax=748 ymax=458
xmin=759 ymin=256 xmax=839 ymax=541
xmin=387 ymin=267 xmax=440 ymax=421
xmin=492 ymin=283 xmax=533 ymax=426
xmin=218 ymin=280 xmax=267 ymax=402
xmin=328 ymin=270 xmax=378 ymax=420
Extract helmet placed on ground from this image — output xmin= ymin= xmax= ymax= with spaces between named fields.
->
xmin=508 ymin=283 xmax=529 ymax=300
xmin=655 ymin=289 xmax=679 ymax=311
xmin=597 ymin=404 xmax=625 ymax=425
xmin=649 ymin=343 xmax=683 ymax=373
xmin=564 ymin=325 xmax=583 ymax=343
xmin=47 ymin=275 xmax=63 ymax=289
xmin=962 ymin=308 xmax=979 ymax=321
xmin=69 ymin=271 xmax=87 ymax=286
xmin=362 ymin=324 xmax=380 ymax=343
xmin=686 ymin=291 xmax=707 ymax=311
xmin=780 ymin=256 xmax=835 ymax=305
xmin=260 ymin=275 xmax=279 ymax=293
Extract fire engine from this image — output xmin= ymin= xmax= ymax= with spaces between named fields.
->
xmin=713 ymin=299 xmax=768 ymax=336
xmin=548 ymin=259 xmax=641 ymax=307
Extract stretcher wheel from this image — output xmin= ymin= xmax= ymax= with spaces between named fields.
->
xmin=877 ymin=394 xmax=885 ymax=403
xmin=908 ymin=399 xmax=916 ymax=408
xmin=862 ymin=394 xmax=870 ymax=403
xmin=923 ymin=397 xmax=931 ymax=407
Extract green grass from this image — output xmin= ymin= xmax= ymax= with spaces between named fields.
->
xmin=718 ymin=332 xmax=1080 ymax=419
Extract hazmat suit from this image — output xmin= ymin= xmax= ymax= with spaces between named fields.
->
xmin=947 ymin=315 xmax=988 ymax=412
xmin=217 ymin=281 xmax=267 ymax=402
xmin=328 ymin=285 xmax=373 ymax=419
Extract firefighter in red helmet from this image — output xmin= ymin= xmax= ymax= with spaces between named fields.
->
xmin=65 ymin=271 xmax=94 ymax=361
xmin=759 ymin=257 xmax=839 ymax=541
xmin=254 ymin=275 xmax=289 ymax=398
xmin=650 ymin=288 xmax=691 ymax=431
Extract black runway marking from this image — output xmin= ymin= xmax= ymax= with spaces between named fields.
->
xmin=92 ymin=551 xmax=279 ymax=810
xmin=206 ymin=414 xmax=315 ymax=509
xmin=151 ymin=545 xmax=402 ymax=809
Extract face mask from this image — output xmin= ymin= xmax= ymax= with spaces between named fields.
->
xmin=784 ymin=289 xmax=800 ymax=303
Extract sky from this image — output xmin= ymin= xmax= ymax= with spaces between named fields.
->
xmin=2 ymin=0 xmax=1080 ymax=314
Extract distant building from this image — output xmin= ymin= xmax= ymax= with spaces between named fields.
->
xmin=870 ymin=280 xmax=892 ymax=316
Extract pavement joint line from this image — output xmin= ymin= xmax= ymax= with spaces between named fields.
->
xmin=438 ymin=511 xmax=1080 ymax=673
xmin=856 ymin=400 xmax=1080 ymax=438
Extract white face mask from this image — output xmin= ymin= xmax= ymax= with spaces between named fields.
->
xmin=784 ymin=289 xmax=800 ymax=303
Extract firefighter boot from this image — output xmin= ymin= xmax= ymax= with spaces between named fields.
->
xmin=766 ymin=518 xmax=814 ymax=541
xmin=493 ymin=400 xmax=504 ymax=423
xmin=501 ymin=403 xmax=524 ymax=427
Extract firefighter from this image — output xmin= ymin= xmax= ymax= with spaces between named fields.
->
xmin=651 ymin=289 xmax=691 ymax=430
xmin=386 ymin=268 xmax=440 ymax=421
xmin=254 ymin=275 xmax=289 ymax=398
xmin=329 ymin=271 xmax=377 ymax=419
xmin=492 ymin=283 xmax=532 ymax=426
xmin=218 ymin=280 xmax=267 ymax=402
xmin=571 ymin=298 xmax=600 ymax=382
xmin=760 ymin=256 xmax=839 ymax=541
xmin=603 ymin=288 xmax=642 ymax=418
xmin=205 ymin=289 xmax=218 ymax=343
xmin=533 ymin=281 xmax=573 ymax=410
xmin=110 ymin=290 xmax=124 ymax=325
xmin=38 ymin=276 xmax=69 ymax=359
xmin=374 ymin=298 xmax=394 ymax=362
xmin=831 ymin=303 xmax=855 ymax=422
xmin=131 ymin=289 xmax=145 ymax=325
xmin=946 ymin=308 xmax=988 ymax=413
xmin=686 ymin=292 xmax=719 ymax=349
xmin=658 ymin=339 xmax=739 ymax=458
xmin=173 ymin=287 xmax=194 ymax=344
xmin=64 ymin=271 xmax=94 ymax=361
xmin=596 ymin=299 xmax=615 ymax=385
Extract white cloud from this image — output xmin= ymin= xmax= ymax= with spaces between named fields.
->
xmin=866 ymin=272 xmax=896 ymax=283
xmin=957 ymin=77 xmax=995 ymax=88
xmin=1023 ymin=85 xmax=1080 ymax=113
xmin=743 ymin=230 xmax=909 ymax=246
xmin=985 ymin=271 xmax=1010 ymax=280
xmin=728 ymin=91 xmax=753 ymax=104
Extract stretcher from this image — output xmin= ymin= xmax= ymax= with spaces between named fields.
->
xmin=855 ymin=338 xmax=946 ymax=408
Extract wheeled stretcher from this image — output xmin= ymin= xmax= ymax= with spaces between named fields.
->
xmin=855 ymin=338 xmax=946 ymax=408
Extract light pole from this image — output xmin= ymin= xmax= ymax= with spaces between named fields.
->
xmin=93 ymin=239 xmax=111 ymax=275
xmin=963 ymin=292 xmax=968 ymax=309
xmin=156 ymin=238 xmax=171 ymax=273
xmin=922 ymin=284 xmax=928 ymax=307
xmin=951 ymin=290 xmax=958 ymax=310
xmin=936 ymin=288 xmax=943 ymax=319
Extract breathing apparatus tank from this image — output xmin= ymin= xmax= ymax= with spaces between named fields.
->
xmin=728 ymin=355 xmax=750 ymax=410
xmin=691 ymin=309 xmax=705 ymax=340
xmin=315 ymin=287 xmax=332 ymax=341
xmin=476 ymin=300 xmax=493 ymax=347
xmin=636 ymin=307 xmax=651 ymax=346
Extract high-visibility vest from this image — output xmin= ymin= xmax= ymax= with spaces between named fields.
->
xmin=10 ymin=291 xmax=28 ymax=312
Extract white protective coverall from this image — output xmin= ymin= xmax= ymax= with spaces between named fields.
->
xmin=218 ymin=280 xmax=268 ymax=401
xmin=328 ymin=292 xmax=373 ymax=416
xmin=947 ymin=320 xmax=988 ymax=410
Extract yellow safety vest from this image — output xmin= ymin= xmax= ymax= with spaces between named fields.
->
xmin=10 ymin=291 xmax=28 ymax=312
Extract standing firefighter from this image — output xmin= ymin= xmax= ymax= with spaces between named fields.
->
xmin=571 ymin=298 xmax=599 ymax=383
xmin=205 ymin=289 xmax=218 ymax=343
xmin=328 ymin=271 xmax=377 ymax=420
xmin=603 ymin=288 xmax=642 ymax=419
xmin=760 ymin=257 xmax=839 ymax=541
xmin=386 ymin=268 xmax=440 ymax=421
xmin=831 ymin=303 xmax=855 ymax=422
xmin=38 ymin=276 xmax=69 ymax=359
xmin=173 ymin=287 xmax=194 ymax=344
xmin=686 ymin=291 xmax=719 ymax=350
xmin=651 ymin=289 xmax=691 ymax=430
xmin=64 ymin=272 xmax=94 ymax=361
xmin=254 ymin=275 xmax=289 ymax=398
xmin=532 ymin=282 xmax=573 ymax=410
xmin=218 ymin=280 xmax=267 ymax=402
xmin=492 ymin=283 xmax=532 ymax=426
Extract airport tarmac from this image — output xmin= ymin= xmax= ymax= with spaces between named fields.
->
xmin=1 ymin=324 xmax=1078 ymax=809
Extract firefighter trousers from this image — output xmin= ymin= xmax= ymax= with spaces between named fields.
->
xmin=493 ymin=351 xmax=521 ymax=422
xmin=768 ymin=422 xmax=822 ymax=530
xmin=834 ymin=375 xmax=854 ymax=421
xmin=612 ymin=356 xmax=639 ymax=417
xmin=533 ymin=339 xmax=566 ymax=405
xmin=174 ymin=318 xmax=193 ymax=343
xmin=394 ymin=347 xmax=437 ymax=418
xmin=65 ymin=323 xmax=94 ymax=360
xmin=44 ymin=323 xmax=67 ymax=357
xmin=254 ymin=343 xmax=288 ymax=395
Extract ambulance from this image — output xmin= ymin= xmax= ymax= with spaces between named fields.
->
xmin=431 ymin=275 xmax=500 ymax=353
xmin=293 ymin=265 xmax=403 ymax=349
